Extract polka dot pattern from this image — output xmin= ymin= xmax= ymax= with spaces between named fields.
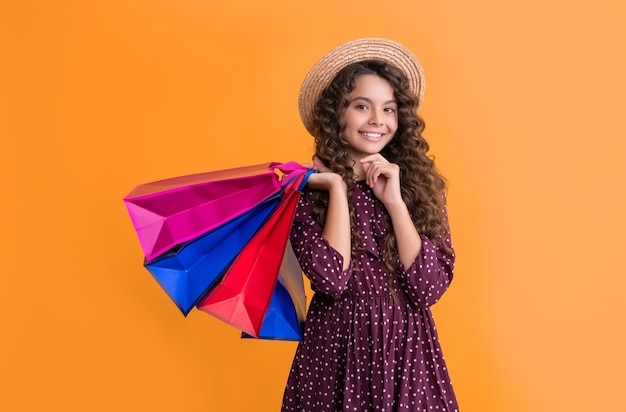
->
xmin=282 ymin=181 xmax=459 ymax=411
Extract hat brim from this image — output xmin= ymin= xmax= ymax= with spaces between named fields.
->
xmin=298 ymin=38 xmax=425 ymax=137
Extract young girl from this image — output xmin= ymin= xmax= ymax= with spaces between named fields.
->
xmin=281 ymin=38 xmax=459 ymax=412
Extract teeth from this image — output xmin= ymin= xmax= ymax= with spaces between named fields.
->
xmin=362 ymin=132 xmax=382 ymax=138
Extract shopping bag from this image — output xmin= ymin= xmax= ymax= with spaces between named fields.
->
xmin=242 ymin=281 xmax=303 ymax=341
xmin=277 ymin=242 xmax=307 ymax=325
xmin=124 ymin=161 xmax=305 ymax=261
xmin=143 ymin=191 xmax=283 ymax=315
xmin=241 ymin=242 xmax=307 ymax=341
xmin=196 ymin=173 xmax=304 ymax=338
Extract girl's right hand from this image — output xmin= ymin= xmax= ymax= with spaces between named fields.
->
xmin=305 ymin=157 xmax=347 ymax=193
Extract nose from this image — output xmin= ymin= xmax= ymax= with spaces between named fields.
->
xmin=368 ymin=110 xmax=383 ymax=126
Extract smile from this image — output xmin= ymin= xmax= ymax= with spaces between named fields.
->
xmin=360 ymin=132 xmax=384 ymax=140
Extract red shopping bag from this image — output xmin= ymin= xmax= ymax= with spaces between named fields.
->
xmin=240 ymin=243 xmax=308 ymax=341
xmin=124 ymin=162 xmax=305 ymax=261
xmin=196 ymin=174 xmax=303 ymax=338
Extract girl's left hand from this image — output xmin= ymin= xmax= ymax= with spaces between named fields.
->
xmin=360 ymin=154 xmax=403 ymax=207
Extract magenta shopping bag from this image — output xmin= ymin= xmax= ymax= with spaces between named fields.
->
xmin=123 ymin=162 xmax=305 ymax=261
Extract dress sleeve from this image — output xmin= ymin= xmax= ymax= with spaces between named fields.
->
xmin=395 ymin=205 xmax=455 ymax=308
xmin=289 ymin=190 xmax=353 ymax=297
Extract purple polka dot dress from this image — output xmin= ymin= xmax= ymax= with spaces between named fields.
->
xmin=281 ymin=181 xmax=459 ymax=412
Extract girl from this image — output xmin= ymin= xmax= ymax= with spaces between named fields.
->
xmin=282 ymin=38 xmax=459 ymax=412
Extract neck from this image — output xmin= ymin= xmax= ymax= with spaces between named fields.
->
xmin=350 ymin=158 xmax=366 ymax=181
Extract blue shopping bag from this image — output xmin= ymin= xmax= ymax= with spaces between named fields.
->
xmin=144 ymin=193 xmax=282 ymax=315
xmin=242 ymin=280 xmax=304 ymax=341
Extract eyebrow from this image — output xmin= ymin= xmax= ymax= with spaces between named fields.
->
xmin=350 ymin=96 xmax=397 ymax=105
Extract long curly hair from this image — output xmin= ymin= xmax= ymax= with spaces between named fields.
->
xmin=309 ymin=59 xmax=449 ymax=282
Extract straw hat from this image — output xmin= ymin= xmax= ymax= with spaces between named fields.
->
xmin=298 ymin=37 xmax=425 ymax=137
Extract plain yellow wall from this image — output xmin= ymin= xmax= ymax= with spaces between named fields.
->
xmin=1 ymin=0 xmax=625 ymax=411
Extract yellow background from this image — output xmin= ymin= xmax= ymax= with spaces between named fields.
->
xmin=1 ymin=0 xmax=625 ymax=411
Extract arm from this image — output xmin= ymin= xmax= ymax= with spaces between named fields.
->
xmin=359 ymin=154 xmax=454 ymax=308
xmin=289 ymin=169 xmax=353 ymax=297
xmin=314 ymin=173 xmax=351 ymax=270
xmin=360 ymin=154 xmax=422 ymax=267
xmin=394 ymin=206 xmax=455 ymax=308
xmin=386 ymin=200 xmax=423 ymax=269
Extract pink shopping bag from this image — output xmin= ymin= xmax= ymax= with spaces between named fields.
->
xmin=123 ymin=162 xmax=305 ymax=261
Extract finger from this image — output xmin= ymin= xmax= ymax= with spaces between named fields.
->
xmin=359 ymin=153 xmax=388 ymax=164
xmin=361 ymin=160 xmax=370 ymax=174
xmin=369 ymin=163 xmax=398 ymax=187
xmin=366 ymin=163 xmax=381 ymax=187
xmin=375 ymin=164 xmax=397 ymax=181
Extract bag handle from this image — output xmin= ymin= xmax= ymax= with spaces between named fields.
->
xmin=270 ymin=162 xmax=313 ymax=188
xmin=278 ymin=167 xmax=315 ymax=194
xmin=271 ymin=161 xmax=307 ymax=174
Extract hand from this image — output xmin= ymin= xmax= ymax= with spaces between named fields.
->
xmin=360 ymin=154 xmax=403 ymax=206
xmin=305 ymin=157 xmax=347 ymax=193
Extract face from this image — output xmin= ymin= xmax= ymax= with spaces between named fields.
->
xmin=341 ymin=74 xmax=398 ymax=162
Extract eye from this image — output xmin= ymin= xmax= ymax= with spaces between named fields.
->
xmin=355 ymin=104 xmax=368 ymax=110
xmin=384 ymin=107 xmax=397 ymax=113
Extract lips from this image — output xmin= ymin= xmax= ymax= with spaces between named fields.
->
xmin=359 ymin=131 xmax=384 ymax=141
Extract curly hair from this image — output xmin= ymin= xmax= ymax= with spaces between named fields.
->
xmin=309 ymin=59 xmax=449 ymax=285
